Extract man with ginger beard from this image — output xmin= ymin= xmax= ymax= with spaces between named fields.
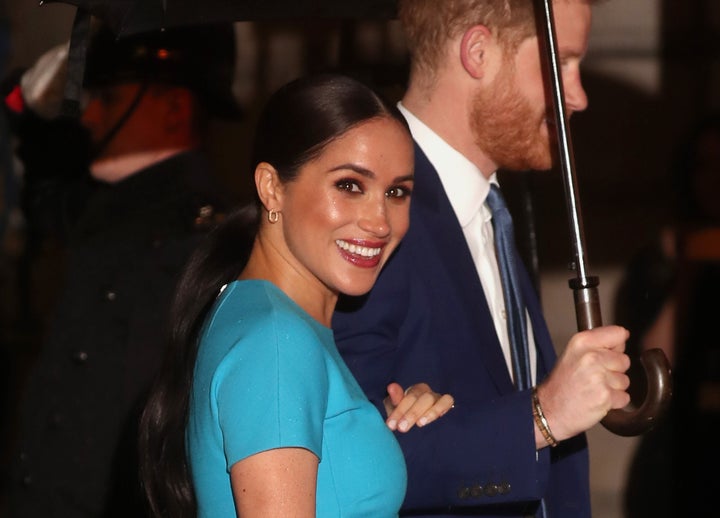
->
xmin=333 ymin=1 xmax=630 ymax=517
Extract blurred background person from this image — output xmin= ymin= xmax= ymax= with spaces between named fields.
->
xmin=1 ymin=20 xmax=241 ymax=517
xmin=615 ymin=112 xmax=720 ymax=518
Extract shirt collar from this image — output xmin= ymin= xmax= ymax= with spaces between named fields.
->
xmin=398 ymin=102 xmax=497 ymax=227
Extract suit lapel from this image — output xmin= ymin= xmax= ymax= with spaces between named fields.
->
xmin=412 ymin=145 xmax=515 ymax=392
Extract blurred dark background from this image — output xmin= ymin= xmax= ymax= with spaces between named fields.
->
xmin=1 ymin=1 xmax=719 ymax=516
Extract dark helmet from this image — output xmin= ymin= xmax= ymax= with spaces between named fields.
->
xmin=83 ymin=22 xmax=242 ymax=119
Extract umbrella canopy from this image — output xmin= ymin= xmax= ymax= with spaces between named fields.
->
xmin=42 ymin=0 xmax=398 ymax=37
xmin=41 ymin=0 xmax=398 ymax=116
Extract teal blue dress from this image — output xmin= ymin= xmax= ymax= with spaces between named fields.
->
xmin=187 ymin=280 xmax=407 ymax=517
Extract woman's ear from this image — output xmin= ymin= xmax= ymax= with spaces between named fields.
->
xmin=460 ymin=25 xmax=492 ymax=79
xmin=254 ymin=162 xmax=283 ymax=212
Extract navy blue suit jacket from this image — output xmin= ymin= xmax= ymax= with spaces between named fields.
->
xmin=333 ymin=143 xmax=590 ymax=517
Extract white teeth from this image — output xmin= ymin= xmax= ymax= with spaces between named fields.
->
xmin=336 ymin=239 xmax=381 ymax=258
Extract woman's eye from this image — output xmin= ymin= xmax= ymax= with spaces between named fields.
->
xmin=387 ymin=186 xmax=412 ymax=199
xmin=336 ymin=179 xmax=362 ymax=193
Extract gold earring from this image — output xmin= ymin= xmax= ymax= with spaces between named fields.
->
xmin=268 ymin=209 xmax=279 ymax=223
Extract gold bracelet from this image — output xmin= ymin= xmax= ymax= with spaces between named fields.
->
xmin=532 ymin=387 xmax=558 ymax=448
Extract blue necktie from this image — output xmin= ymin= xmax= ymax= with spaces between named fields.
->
xmin=486 ymin=184 xmax=532 ymax=390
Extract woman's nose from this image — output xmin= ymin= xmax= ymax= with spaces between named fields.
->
xmin=357 ymin=202 xmax=391 ymax=238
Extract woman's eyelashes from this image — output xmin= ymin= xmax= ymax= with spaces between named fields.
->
xmin=335 ymin=178 xmax=363 ymax=193
xmin=335 ymin=177 xmax=413 ymax=201
xmin=386 ymin=184 xmax=412 ymax=200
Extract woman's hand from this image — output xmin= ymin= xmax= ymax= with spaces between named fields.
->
xmin=383 ymin=382 xmax=454 ymax=432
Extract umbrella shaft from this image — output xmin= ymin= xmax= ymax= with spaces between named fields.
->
xmin=535 ymin=0 xmax=591 ymax=283
xmin=569 ymin=277 xmax=602 ymax=330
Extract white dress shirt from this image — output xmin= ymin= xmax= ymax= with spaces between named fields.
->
xmin=398 ymin=102 xmax=537 ymax=385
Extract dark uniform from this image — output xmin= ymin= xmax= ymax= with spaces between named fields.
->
xmin=616 ymin=114 xmax=720 ymax=518
xmin=8 ymin=151 xmax=229 ymax=517
xmin=3 ymin=21 xmax=240 ymax=517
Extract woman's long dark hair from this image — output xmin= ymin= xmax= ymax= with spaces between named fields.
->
xmin=138 ymin=73 xmax=408 ymax=517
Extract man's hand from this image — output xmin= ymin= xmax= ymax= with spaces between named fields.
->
xmin=536 ymin=325 xmax=631 ymax=446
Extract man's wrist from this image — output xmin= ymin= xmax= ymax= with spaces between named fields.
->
xmin=532 ymin=386 xmax=558 ymax=448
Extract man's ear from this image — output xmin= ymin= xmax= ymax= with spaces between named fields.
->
xmin=460 ymin=25 xmax=492 ymax=79
xmin=254 ymin=162 xmax=283 ymax=212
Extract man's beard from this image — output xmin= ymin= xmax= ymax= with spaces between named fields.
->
xmin=469 ymin=66 xmax=554 ymax=172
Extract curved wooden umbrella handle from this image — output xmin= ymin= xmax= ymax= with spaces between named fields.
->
xmin=572 ymin=280 xmax=673 ymax=435
xmin=600 ymin=348 xmax=673 ymax=436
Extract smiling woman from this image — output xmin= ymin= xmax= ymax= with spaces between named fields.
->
xmin=138 ymin=73 xmax=454 ymax=518
xmin=258 ymin=115 xmax=415 ymax=302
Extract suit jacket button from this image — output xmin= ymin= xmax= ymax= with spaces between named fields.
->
xmin=104 ymin=290 xmax=117 ymax=301
xmin=457 ymin=487 xmax=471 ymax=499
xmin=484 ymin=483 xmax=499 ymax=497
xmin=499 ymin=481 xmax=511 ymax=494
xmin=470 ymin=485 xmax=483 ymax=498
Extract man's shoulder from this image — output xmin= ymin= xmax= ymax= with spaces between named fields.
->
xmin=146 ymin=151 xmax=235 ymax=232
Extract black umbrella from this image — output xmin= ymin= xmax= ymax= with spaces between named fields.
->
xmin=41 ymin=0 xmax=397 ymax=37
xmin=535 ymin=0 xmax=672 ymax=436
xmin=39 ymin=0 xmax=397 ymax=116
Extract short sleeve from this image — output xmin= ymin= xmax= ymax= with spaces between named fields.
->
xmin=213 ymin=312 xmax=329 ymax=470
